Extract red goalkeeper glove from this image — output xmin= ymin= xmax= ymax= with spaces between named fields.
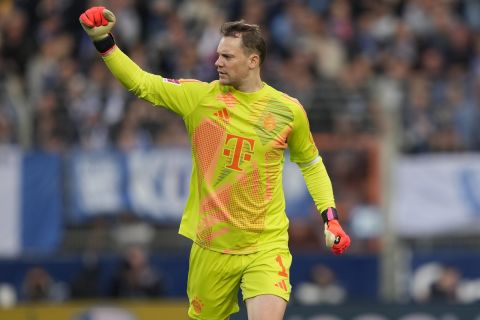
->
xmin=79 ymin=6 xmax=116 ymax=41
xmin=79 ymin=7 xmax=117 ymax=54
xmin=322 ymin=208 xmax=351 ymax=255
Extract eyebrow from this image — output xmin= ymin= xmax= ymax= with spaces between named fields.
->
xmin=217 ymin=51 xmax=235 ymax=57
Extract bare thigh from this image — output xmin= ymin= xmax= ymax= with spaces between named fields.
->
xmin=245 ymin=294 xmax=287 ymax=320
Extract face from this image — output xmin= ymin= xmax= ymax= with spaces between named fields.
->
xmin=215 ymin=36 xmax=257 ymax=87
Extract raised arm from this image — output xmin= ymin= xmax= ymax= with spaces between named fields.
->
xmin=79 ymin=6 xmax=208 ymax=117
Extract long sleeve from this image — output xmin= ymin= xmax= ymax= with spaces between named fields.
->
xmin=101 ymin=47 xmax=210 ymax=117
xmin=299 ymin=157 xmax=336 ymax=213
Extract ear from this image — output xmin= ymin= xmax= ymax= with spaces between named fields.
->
xmin=248 ymin=53 xmax=260 ymax=69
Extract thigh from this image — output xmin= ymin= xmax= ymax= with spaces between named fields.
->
xmin=241 ymin=248 xmax=292 ymax=302
xmin=245 ymin=294 xmax=287 ymax=320
xmin=187 ymin=243 xmax=243 ymax=320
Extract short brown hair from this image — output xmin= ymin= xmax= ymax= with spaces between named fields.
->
xmin=220 ymin=20 xmax=266 ymax=65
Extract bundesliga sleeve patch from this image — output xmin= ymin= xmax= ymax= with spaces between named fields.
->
xmin=163 ymin=78 xmax=181 ymax=85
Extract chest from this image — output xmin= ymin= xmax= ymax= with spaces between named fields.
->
xmin=188 ymin=96 xmax=293 ymax=148
xmin=187 ymin=96 xmax=294 ymax=174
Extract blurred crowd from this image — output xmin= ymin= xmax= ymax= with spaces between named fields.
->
xmin=410 ymin=262 xmax=480 ymax=304
xmin=1 ymin=0 xmax=480 ymax=153
xmin=0 ymin=245 xmax=166 ymax=304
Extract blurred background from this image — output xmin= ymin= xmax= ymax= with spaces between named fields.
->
xmin=1 ymin=0 xmax=480 ymax=319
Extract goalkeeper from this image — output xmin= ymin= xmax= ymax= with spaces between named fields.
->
xmin=80 ymin=6 xmax=351 ymax=320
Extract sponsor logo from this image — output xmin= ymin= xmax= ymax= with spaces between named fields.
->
xmin=223 ymin=134 xmax=255 ymax=171
xmin=214 ymin=108 xmax=230 ymax=123
xmin=274 ymin=279 xmax=288 ymax=292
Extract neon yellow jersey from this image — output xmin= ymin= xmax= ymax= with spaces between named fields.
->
xmin=104 ymin=48 xmax=319 ymax=254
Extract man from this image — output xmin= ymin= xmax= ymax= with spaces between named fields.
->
xmin=79 ymin=6 xmax=351 ymax=320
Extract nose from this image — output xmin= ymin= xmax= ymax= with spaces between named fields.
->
xmin=215 ymin=56 xmax=222 ymax=68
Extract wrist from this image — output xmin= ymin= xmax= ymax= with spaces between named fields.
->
xmin=92 ymin=33 xmax=109 ymax=42
xmin=321 ymin=207 xmax=338 ymax=224
xmin=93 ymin=33 xmax=115 ymax=53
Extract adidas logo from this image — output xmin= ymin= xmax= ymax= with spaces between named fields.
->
xmin=274 ymin=279 xmax=288 ymax=292
xmin=214 ymin=108 xmax=230 ymax=123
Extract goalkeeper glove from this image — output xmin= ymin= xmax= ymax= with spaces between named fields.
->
xmin=79 ymin=6 xmax=116 ymax=53
xmin=322 ymin=208 xmax=351 ymax=255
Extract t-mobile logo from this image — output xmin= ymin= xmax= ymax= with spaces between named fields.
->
xmin=223 ymin=134 xmax=255 ymax=171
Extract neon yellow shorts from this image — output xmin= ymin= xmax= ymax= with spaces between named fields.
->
xmin=186 ymin=242 xmax=292 ymax=320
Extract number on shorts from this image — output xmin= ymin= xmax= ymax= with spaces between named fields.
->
xmin=275 ymin=255 xmax=288 ymax=277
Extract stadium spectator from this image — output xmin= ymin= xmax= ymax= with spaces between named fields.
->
xmin=21 ymin=266 xmax=68 ymax=302
xmin=428 ymin=266 xmax=461 ymax=303
xmin=293 ymin=264 xmax=346 ymax=305
xmin=109 ymin=245 xmax=165 ymax=299
xmin=70 ymin=252 xmax=102 ymax=299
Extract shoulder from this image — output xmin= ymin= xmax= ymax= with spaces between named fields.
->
xmin=172 ymin=78 xmax=217 ymax=94
xmin=267 ymin=85 xmax=306 ymax=114
xmin=175 ymin=78 xmax=210 ymax=87
xmin=281 ymin=92 xmax=304 ymax=110
xmin=183 ymin=79 xmax=221 ymax=91
xmin=178 ymin=78 xmax=203 ymax=84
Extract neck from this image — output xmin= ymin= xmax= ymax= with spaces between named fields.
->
xmin=235 ymin=74 xmax=263 ymax=93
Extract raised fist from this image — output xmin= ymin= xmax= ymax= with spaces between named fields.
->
xmin=79 ymin=6 xmax=116 ymax=41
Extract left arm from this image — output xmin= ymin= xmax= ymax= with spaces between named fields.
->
xmin=287 ymin=102 xmax=351 ymax=254
xmin=298 ymin=157 xmax=351 ymax=254
xmin=297 ymin=156 xmax=335 ymax=213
